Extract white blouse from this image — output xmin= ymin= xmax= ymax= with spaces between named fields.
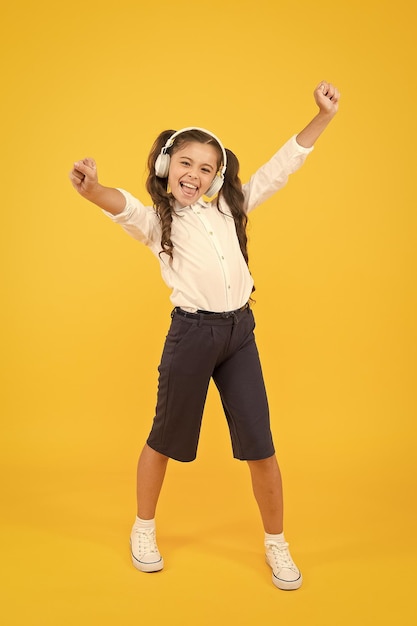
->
xmin=103 ymin=135 xmax=313 ymax=312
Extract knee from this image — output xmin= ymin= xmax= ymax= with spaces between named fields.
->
xmin=247 ymin=454 xmax=278 ymax=473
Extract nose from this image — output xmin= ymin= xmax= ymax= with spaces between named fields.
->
xmin=187 ymin=167 xmax=198 ymax=178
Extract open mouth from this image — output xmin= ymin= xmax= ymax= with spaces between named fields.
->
xmin=180 ymin=182 xmax=199 ymax=197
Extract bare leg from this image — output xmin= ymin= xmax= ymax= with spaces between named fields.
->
xmin=247 ymin=454 xmax=284 ymax=534
xmin=136 ymin=443 xmax=169 ymax=519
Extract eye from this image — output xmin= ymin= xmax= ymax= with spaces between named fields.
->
xmin=180 ymin=160 xmax=190 ymax=167
xmin=202 ymin=167 xmax=211 ymax=173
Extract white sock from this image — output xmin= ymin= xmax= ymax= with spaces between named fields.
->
xmin=265 ymin=531 xmax=286 ymax=545
xmin=133 ymin=516 xmax=156 ymax=531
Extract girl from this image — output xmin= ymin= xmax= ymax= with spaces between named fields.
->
xmin=69 ymin=80 xmax=340 ymax=590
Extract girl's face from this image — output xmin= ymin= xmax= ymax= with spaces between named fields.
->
xmin=168 ymin=141 xmax=220 ymax=207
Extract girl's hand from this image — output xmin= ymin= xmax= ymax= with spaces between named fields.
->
xmin=69 ymin=157 xmax=99 ymax=198
xmin=69 ymin=158 xmax=126 ymax=215
xmin=314 ymin=81 xmax=340 ymax=117
xmin=295 ymin=81 xmax=341 ymax=147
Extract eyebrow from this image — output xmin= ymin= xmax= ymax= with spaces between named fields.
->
xmin=180 ymin=156 xmax=215 ymax=170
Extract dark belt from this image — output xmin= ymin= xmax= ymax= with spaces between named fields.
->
xmin=174 ymin=302 xmax=249 ymax=320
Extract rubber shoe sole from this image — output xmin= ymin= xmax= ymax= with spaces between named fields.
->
xmin=266 ymin=555 xmax=303 ymax=590
xmin=130 ymin=540 xmax=164 ymax=573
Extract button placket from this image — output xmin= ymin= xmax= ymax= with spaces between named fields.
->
xmin=191 ymin=205 xmax=231 ymax=308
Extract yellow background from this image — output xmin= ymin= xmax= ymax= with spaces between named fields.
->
xmin=1 ymin=0 xmax=416 ymax=624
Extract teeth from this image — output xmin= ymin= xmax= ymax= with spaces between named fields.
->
xmin=181 ymin=182 xmax=197 ymax=189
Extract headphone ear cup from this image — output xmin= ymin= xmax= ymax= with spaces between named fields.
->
xmin=155 ymin=153 xmax=170 ymax=178
xmin=206 ymin=174 xmax=224 ymax=197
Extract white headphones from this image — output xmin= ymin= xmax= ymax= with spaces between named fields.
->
xmin=154 ymin=126 xmax=227 ymax=197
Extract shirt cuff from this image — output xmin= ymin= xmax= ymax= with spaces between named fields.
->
xmin=101 ymin=188 xmax=131 ymax=221
xmin=292 ymin=134 xmax=314 ymax=154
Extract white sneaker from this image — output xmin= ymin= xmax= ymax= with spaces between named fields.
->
xmin=265 ymin=540 xmax=302 ymax=590
xmin=130 ymin=526 xmax=164 ymax=573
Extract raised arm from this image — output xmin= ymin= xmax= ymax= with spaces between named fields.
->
xmin=69 ymin=158 xmax=126 ymax=216
xmin=296 ymin=81 xmax=340 ymax=149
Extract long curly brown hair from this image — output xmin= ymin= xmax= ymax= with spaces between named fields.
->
xmin=145 ymin=128 xmax=249 ymax=266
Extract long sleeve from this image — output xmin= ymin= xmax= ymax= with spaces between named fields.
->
xmin=243 ymin=135 xmax=313 ymax=214
xmin=102 ymin=189 xmax=161 ymax=248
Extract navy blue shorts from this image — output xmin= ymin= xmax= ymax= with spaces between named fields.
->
xmin=146 ymin=306 xmax=275 ymax=462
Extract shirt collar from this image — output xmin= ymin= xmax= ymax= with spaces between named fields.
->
xmin=173 ymin=197 xmax=211 ymax=213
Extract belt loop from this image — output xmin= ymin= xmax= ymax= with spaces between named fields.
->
xmin=198 ymin=313 xmax=203 ymax=327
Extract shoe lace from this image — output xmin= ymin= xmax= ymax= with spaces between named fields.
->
xmin=265 ymin=541 xmax=296 ymax=570
xmin=132 ymin=527 xmax=159 ymax=556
